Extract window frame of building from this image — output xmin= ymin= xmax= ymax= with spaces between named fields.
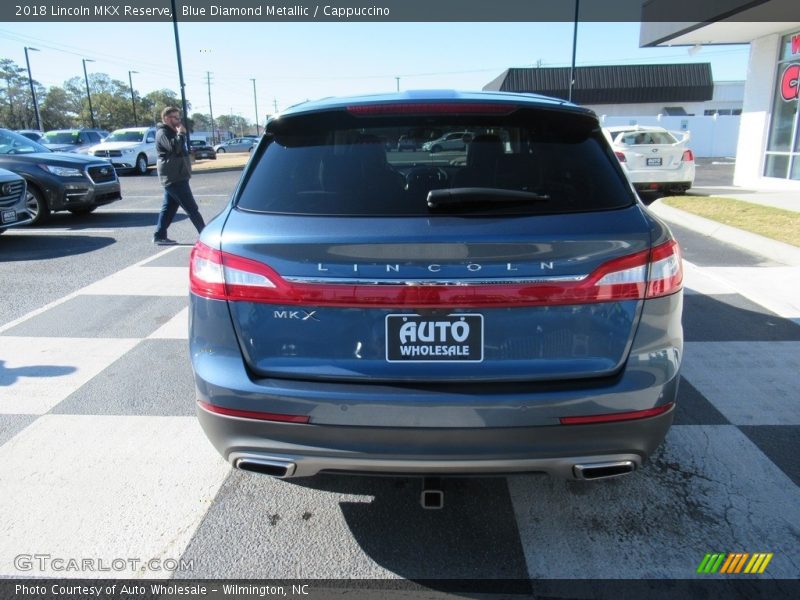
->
xmin=764 ymin=30 xmax=800 ymax=181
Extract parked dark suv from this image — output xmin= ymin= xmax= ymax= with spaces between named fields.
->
xmin=0 ymin=129 xmax=121 ymax=224
xmin=190 ymin=91 xmax=683 ymax=488
xmin=41 ymin=128 xmax=108 ymax=153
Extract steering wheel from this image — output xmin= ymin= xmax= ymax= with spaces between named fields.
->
xmin=404 ymin=166 xmax=448 ymax=193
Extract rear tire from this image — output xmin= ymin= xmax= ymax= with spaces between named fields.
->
xmin=25 ymin=185 xmax=50 ymax=225
xmin=217 ymin=148 xmax=226 ymax=153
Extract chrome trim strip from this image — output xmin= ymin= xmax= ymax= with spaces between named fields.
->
xmin=282 ymin=275 xmax=588 ymax=286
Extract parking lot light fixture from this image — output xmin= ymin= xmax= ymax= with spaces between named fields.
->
xmin=82 ymin=58 xmax=97 ymax=128
xmin=128 ymin=70 xmax=139 ymax=126
xmin=24 ymin=47 xmax=42 ymax=131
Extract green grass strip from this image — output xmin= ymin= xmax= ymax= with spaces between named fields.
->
xmin=661 ymin=196 xmax=800 ymax=247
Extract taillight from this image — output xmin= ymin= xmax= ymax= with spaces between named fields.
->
xmin=595 ymin=240 xmax=682 ymax=300
xmin=190 ymin=242 xmax=280 ymax=301
xmin=190 ymin=240 xmax=682 ymax=308
xmin=346 ymin=103 xmax=516 ymax=116
xmin=614 ymin=151 xmax=627 ymax=162
xmin=682 ymin=149 xmax=694 ymax=162
xmin=645 ymin=240 xmax=683 ymax=298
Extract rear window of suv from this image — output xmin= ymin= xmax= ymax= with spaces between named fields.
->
xmin=237 ymin=106 xmax=635 ymax=216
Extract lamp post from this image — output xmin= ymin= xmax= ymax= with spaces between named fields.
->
xmin=24 ymin=47 xmax=42 ymax=131
xmin=250 ymin=78 xmax=259 ymax=136
xmin=169 ymin=0 xmax=190 ymax=133
xmin=568 ymin=0 xmax=580 ymax=103
xmin=82 ymin=58 xmax=96 ymax=128
xmin=128 ymin=70 xmax=139 ymax=126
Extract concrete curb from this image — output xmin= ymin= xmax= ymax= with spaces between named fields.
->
xmin=192 ymin=166 xmax=245 ymax=175
xmin=647 ymin=201 xmax=800 ymax=267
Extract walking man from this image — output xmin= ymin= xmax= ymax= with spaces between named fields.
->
xmin=153 ymin=106 xmax=205 ymax=244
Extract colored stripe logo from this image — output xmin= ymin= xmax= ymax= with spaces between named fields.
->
xmin=697 ymin=553 xmax=773 ymax=574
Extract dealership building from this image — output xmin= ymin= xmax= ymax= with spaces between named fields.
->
xmin=641 ymin=1 xmax=800 ymax=189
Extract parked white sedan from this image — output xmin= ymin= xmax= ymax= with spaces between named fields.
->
xmin=604 ymin=126 xmax=695 ymax=194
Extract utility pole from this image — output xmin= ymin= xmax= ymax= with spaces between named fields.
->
xmin=169 ymin=0 xmax=190 ymax=131
xmin=82 ymin=58 xmax=96 ymax=128
xmin=207 ymin=72 xmax=216 ymax=144
xmin=273 ymin=98 xmax=278 ymax=114
xmin=128 ymin=70 xmax=139 ymax=126
xmin=24 ymin=47 xmax=42 ymax=131
xmin=568 ymin=0 xmax=580 ymax=103
xmin=395 ymin=77 xmax=400 ymax=92
xmin=251 ymin=78 xmax=259 ymax=136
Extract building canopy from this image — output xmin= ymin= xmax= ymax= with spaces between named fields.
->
xmin=483 ymin=63 xmax=714 ymax=105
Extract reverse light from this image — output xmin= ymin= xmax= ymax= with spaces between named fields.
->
xmin=646 ymin=240 xmax=683 ymax=298
xmin=189 ymin=240 xmax=682 ymax=308
xmin=560 ymin=402 xmax=674 ymax=425
xmin=682 ymin=149 xmax=695 ymax=162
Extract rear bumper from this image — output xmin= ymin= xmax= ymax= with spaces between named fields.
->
xmin=197 ymin=401 xmax=674 ymax=479
xmin=625 ymin=165 xmax=695 ymax=188
xmin=191 ymin=285 xmax=683 ymax=480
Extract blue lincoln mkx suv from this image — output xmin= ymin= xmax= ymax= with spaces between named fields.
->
xmin=189 ymin=90 xmax=683 ymax=487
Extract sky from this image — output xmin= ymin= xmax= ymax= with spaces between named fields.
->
xmin=0 ymin=21 xmax=751 ymax=124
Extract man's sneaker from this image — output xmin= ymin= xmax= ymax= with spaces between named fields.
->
xmin=153 ymin=235 xmax=177 ymax=245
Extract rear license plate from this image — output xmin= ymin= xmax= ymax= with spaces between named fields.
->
xmin=2 ymin=210 xmax=16 ymax=224
xmin=386 ymin=314 xmax=483 ymax=362
xmin=646 ymin=157 xmax=662 ymax=166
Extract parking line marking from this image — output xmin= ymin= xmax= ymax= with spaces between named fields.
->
xmin=0 ymin=247 xmax=179 ymax=333
xmin=6 ymin=228 xmax=117 ymax=235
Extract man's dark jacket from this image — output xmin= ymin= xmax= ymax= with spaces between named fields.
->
xmin=156 ymin=123 xmax=191 ymax=186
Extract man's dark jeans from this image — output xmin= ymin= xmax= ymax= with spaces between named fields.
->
xmin=154 ymin=179 xmax=205 ymax=239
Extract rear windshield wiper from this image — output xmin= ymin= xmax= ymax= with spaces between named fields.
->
xmin=427 ymin=187 xmax=551 ymax=209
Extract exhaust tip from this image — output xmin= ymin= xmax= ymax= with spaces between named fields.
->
xmin=573 ymin=460 xmax=636 ymax=480
xmin=236 ymin=458 xmax=296 ymax=478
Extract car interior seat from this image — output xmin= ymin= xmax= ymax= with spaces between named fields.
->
xmin=452 ymin=134 xmax=505 ymax=188
xmin=322 ymin=134 xmax=404 ymax=195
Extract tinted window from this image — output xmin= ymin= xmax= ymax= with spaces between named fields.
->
xmin=107 ymin=130 xmax=145 ymax=142
xmin=44 ymin=131 xmax=78 ymax=144
xmin=0 ymin=129 xmax=49 ymax=154
xmin=616 ymin=130 xmax=678 ymax=145
xmin=237 ymin=108 xmax=634 ymax=216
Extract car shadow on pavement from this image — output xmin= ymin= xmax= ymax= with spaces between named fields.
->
xmin=0 ymin=234 xmax=115 ymax=260
xmin=31 ymin=212 xmax=173 ymax=230
xmin=286 ymin=473 xmax=533 ymax=585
